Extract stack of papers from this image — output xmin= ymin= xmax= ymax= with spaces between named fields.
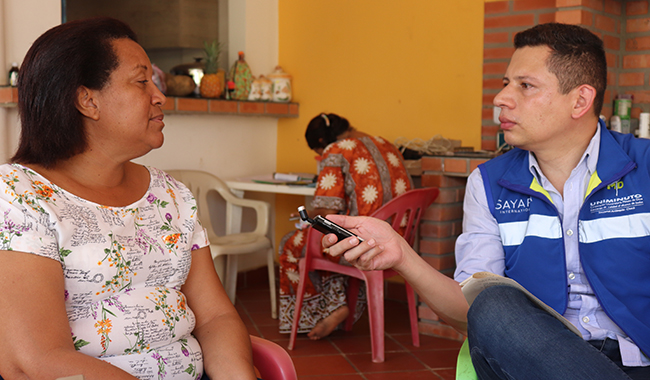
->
xmin=273 ymin=172 xmax=316 ymax=182
xmin=250 ymin=173 xmax=317 ymax=187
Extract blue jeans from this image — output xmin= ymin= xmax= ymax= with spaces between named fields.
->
xmin=467 ymin=286 xmax=650 ymax=380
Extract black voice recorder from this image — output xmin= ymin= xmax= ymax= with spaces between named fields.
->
xmin=297 ymin=206 xmax=363 ymax=242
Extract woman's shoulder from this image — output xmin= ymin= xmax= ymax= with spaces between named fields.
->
xmin=0 ymin=162 xmax=34 ymax=175
xmin=323 ymin=136 xmax=367 ymax=155
xmin=0 ymin=163 xmax=63 ymax=218
xmin=146 ymin=167 xmax=183 ymax=189
xmin=370 ymin=135 xmax=391 ymax=146
xmin=145 ymin=167 xmax=195 ymax=201
xmin=0 ymin=163 xmax=46 ymax=190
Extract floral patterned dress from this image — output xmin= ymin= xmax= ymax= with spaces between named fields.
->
xmin=0 ymin=164 xmax=209 ymax=379
xmin=278 ymin=136 xmax=412 ymax=333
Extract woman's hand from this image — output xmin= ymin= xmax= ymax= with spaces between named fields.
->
xmin=322 ymin=215 xmax=412 ymax=272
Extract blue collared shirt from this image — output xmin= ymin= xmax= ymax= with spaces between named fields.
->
xmin=455 ymin=124 xmax=649 ymax=366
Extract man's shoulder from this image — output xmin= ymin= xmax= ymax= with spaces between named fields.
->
xmin=604 ymin=129 xmax=650 ymax=166
xmin=609 ymin=129 xmax=650 ymax=151
xmin=480 ymin=148 xmax=528 ymax=170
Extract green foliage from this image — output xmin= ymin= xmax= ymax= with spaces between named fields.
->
xmin=203 ymin=40 xmax=222 ymax=74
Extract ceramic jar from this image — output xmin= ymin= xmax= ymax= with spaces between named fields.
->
xmin=259 ymin=75 xmax=273 ymax=101
xmin=248 ymin=76 xmax=262 ymax=101
xmin=268 ymin=66 xmax=292 ymax=102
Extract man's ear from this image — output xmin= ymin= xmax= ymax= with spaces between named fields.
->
xmin=571 ymin=84 xmax=597 ymax=119
xmin=75 ymin=86 xmax=100 ymax=121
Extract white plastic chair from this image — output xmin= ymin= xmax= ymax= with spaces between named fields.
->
xmin=166 ymin=170 xmax=277 ymax=318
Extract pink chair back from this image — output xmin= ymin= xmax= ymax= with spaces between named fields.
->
xmin=289 ymin=187 xmax=439 ymax=363
xmin=371 ymin=187 xmax=439 ymax=246
xmin=251 ymin=335 xmax=297 ymax=380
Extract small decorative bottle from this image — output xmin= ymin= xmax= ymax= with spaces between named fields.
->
xmin=228 ymin=51 xmax=253 ymax=100
xmin=8 ymin=62 xmax=19 ymax=87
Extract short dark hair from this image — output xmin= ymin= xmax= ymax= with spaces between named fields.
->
xmin=305 ymin=113 xmax=351 ymax=150
xmin=12 ymin=17 xmax=138 ymax=168
xmin=514 ymin=23 xmax=607 ymax=116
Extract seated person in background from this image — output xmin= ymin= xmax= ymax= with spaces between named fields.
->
xmin=0 ymin=17 xmax=257 ymax=380
xmin=322 ymin=23 xmax=650 ymax=380
xmin=278 ymin=113 xmax=413 ymax=339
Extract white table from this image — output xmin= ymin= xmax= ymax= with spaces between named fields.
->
xmin=224 ymin=174 xmax=315 ymax=240
xmin=225 ymin=175 xmax=316 ymax=197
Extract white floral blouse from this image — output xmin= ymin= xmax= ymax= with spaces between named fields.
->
xmin=0 ymin=163 xmax=209 ymax=379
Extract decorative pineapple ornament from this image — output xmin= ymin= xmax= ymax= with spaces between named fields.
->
xmin=199 ymin=40 xmax=225 ymax=98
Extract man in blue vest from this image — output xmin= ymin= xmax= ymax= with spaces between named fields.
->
xmin=322 ymin=23 xmax=650 ymax=380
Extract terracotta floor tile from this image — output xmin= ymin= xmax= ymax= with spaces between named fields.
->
xmin=235 ymin=297 xmax=271 ymax=311
xmin=283 ymin=338 xmax=341 ymax=357
xmin=300 ymin=375 xmax=365 ymax=380
xmin=329 ymin=334 xmax=405 ymax=355
xmin=383 ymin=300 xmax=415 ymax=335
xmin=412 ymin=349 xmax=460 ymax=370
xmin=237 ymin=287 xmax=272 ymax=301
xmin=334 ymin=322 xmax=371 ymax=338
xmin=238 ymin=299 xmax=272 ymax=314
xmin=365 ymin=370 xmax=443 ymax=380
xmin=292 ymin=354 xmax=358 ymax=376
xmin=256 ymin=324 xmax=286 ymax=340
xmin=236 ymin=274 xmax=462 ymax=379
xmin=393 ymin=334 xmax=464 ymax=352
xmin=347 ymin=351 xmax=427 ymax=373
xmin=247 ymin=310 xmax=278 ymax=327
xmin=432 ymin=368 xmax=457 ymax=380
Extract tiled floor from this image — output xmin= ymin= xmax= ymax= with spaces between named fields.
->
xmin=235 ymin=274 xmax=463 ymax=380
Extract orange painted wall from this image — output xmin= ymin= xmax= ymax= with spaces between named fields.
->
xmin=273 ymin=1 xmax=485 ymax=243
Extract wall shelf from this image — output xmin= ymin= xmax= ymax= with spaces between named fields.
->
xmin=0 ymin=87 xmax=299 ymax=118
xmin=162 ymin=96 xmax=299 ymax=118
xmin=0 ymin=87 xmax=17 ymax=107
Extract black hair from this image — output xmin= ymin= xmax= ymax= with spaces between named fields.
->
xmin=514 ymin=22 xmax=607 ymax=116
xmin=305 ymin=113 xmax=351 ymax=150
xmin=12 ymin=17 xmax=138 ymax=168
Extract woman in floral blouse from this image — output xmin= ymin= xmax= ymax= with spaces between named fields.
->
xmin=278 ymin=113 xmax=413 ymax=339
xmin=0 ymin=18 xmax=256 ymax=380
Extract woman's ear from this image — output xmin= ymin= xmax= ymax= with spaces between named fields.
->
xmin=75 ymin=86 xmax=100 ymax=121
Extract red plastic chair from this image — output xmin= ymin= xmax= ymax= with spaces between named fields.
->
xmin=251 ymin=335 xmax=298 ymax=380
xmin=287 ymin=187 xmax=440 ymax=363
xmin=55 ymin=336 xmax=296 ymax=380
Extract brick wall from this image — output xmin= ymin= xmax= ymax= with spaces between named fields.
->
xmin=416 ymin=156 xmax=488 ymax=341
xmin=481 ymin=0 xmax=650 ymax=149
xmin=620 ymin=1 xmax=650 ymax=119
xmin=163 ymin=97 xmax=299 ymax=117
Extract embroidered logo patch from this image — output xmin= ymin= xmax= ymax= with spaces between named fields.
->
xmin=495 ymin=197 xmax=532 ymax=214
xmin=607 ymin=181 xmax=624 ymax=196
xmin=589 ymin=193 xmax=643 ymax=214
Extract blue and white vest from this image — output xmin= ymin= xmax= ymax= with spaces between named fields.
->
xmin=478 ymin=120 xmax=650 ymax=356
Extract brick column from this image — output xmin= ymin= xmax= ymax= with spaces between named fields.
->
xmin=482 ymin=0 xmax=627 ymax=148
xmin=417 ymin=156 xmax=488 ymax=341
